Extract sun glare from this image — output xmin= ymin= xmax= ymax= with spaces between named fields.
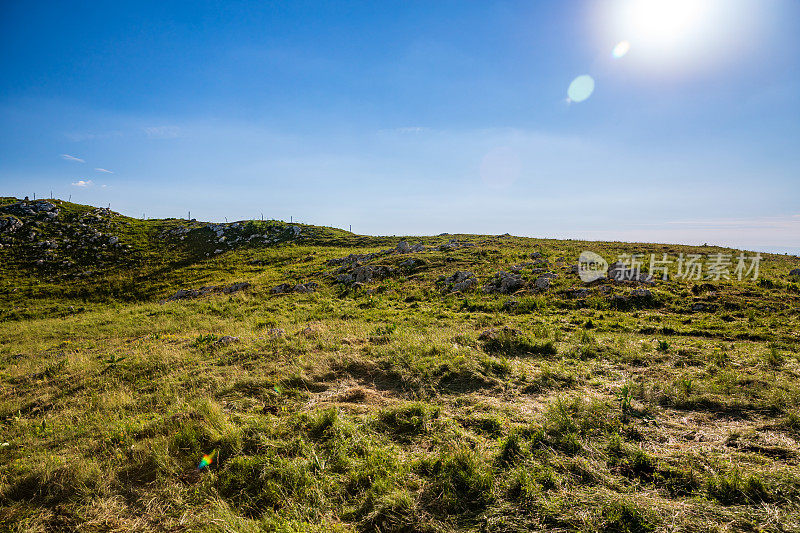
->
xmin=623 ymin=0 xmax=711 ymax=45
xmin=600 ymin=0 xmax=759 ymax=74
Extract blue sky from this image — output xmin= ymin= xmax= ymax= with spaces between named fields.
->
xmin=1 ymin=0 xmax=798 ymax=253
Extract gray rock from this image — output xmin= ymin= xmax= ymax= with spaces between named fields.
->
xmin=395 ymin=241 xmax=411 ymax=254
xmin=790 ymin=268 xmax=800 ymax=276
xmin=534 ymin=276 xmax=550 ymax=290
xmin=607 ymin=262 xmax=654 ymax=284
xmin=222 ymin=282 xmax=251 ymax=294
xmin=399 ymin=258 xmax=425 ymax=269
xmin=352 ymin=265 xmax=394 ymax=283
xmin=271 ymin=282 xmax=317 ymax=294
xmin=452 ymin=277 xmax=477 ymax=292
xmin=691 ymin=302 xmax=718 ymax=312
xmin=293 ymin=282 xmax=318 ymax=293
xmin=0 ymin=216 xmax=22 ymax=233
xmin=440 ymin=271 xmax=474 ymax=285
xmin=270 ymin=283 xmax=294 ymax=294
xmin=631 ymin=288 xmax=652 ymax=298
xmin=484 ymin=271 xmax=524 ymax=294
xmin=214 ymin=335 xmax=240 ymax=346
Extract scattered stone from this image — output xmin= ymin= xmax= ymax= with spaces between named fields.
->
xmin=437 ymin=239 xmax=475 ymax=251
xmin=399 ymin=258 xmax=425 ymax=269
xmin=533 ymin=276 xmax=551 ymax=291
xmin=484 ymin=271 xmax=523 ymax=294
xmin=478 ymin=326 xmax=518 ymax=341
xmin=395 ymin=241 xmax=411 ymax=254
xmin=266 ymin=328 xmax=285 ymax=338
xmin=566 ymin=288 xmax=591 ymax=298
xmin=631 ymin=288 xmax=652 ymax=299
xmin=607 ymin=262 xmax=654 ymax=284
xmin=300 ymin=324 xmax=324 ymax=337
xmin=0 ymin=216 xmax=23 ymax=233
xmin=214 ymin=335 xmax=239 ymax=346
xmin=790 ymin=268 xmax=800 ymax=276
xmin=438 ymin=271 xmax=477 ymax=293
xmin=336 ymin=264 xmax=394 ymax=285
xmin=223 ymin=282 xmax=251 ymax=294
xmin=691 ymin=302 xmax=718 ymax=312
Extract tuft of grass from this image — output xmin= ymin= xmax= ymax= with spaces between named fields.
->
xmin=482 ymin=331 xmax=557 ymax=357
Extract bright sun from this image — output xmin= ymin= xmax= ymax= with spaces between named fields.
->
xmin=601 ymin=0 xmax=755 ymax=73
xmin=622 ymin=0 xmax=711 ymax=46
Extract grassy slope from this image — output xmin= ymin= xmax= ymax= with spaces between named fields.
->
xmin=1 ymin=198 xmax=799 ymax=532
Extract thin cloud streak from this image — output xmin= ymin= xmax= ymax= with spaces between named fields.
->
xmin=94 ymin=168 xmax=114 ymax=173
xmin=61 ymin=154 xmax=85 ymax=163
xmin=71 ymin=179 xmax=93 ymax=187
xmin=144 ymin=126 xmax=180 ymax=139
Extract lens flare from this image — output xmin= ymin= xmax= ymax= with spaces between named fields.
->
xmin=612 ymin=40 xmax=630 ymax=58
xmin=567 ymin=75 xmax=595 ymax=103
xmin=198 ymin=450 xmax=217 ymax=470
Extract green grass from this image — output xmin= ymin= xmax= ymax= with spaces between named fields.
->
xmin=1 ymin=197 xmax=799 ymax=531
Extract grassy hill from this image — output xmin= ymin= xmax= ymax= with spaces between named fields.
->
xmin=1 ymin=197 xmax=799 ymax=532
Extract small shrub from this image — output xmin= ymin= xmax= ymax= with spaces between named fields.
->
xmin=707 ymin=470 xmax=770 ymax=505
xmin=483 ymin=331 xmax=556 ymax=357
xmin=377 ymin=403 xmax=438 ymax=439
xmin=420 ymin=447 xmax=494 ymax=514
xmin=600 ymin=500 xmax=655 ymax=533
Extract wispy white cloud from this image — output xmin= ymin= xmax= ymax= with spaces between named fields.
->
xmin=101 ymin=184 xmax=110 ymax=188
xmin=64 ymin=131 xmax=123 ymax=142
xmin=395 ymin=126 xmax=426 ymax=134
xmin=61 ymin=154 xmax=85 ymax=163
xmin=144 ymin=126 xmax=180 ymax=139
xmin=71 ymin=179 xmax=93 ymax=187
xmin=94 ymin=168 xmax=114 ymax=173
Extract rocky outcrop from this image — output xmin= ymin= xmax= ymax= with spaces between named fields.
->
xmin=166 ymin=281 xmax=251 ymax=301
xmin=484 ymin=271 xmax=524 ymax=294
xmin=437 ymin=239 xmax=475 ymax=251
xmin=438 ymin=271 xmax=477 ymax=292
xmin=0 ymin=216 xmax=22 ymax=233
xmin=335 ymin=264 xmax=394 ymax=284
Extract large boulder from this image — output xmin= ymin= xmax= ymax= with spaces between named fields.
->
xmin=484 ymin=271 xmax=524 ymax=294
xmin=439 ymin=271 xmax=477 ymax=292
